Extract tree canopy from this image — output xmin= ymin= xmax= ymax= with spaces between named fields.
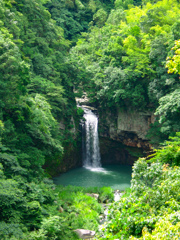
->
xmin=70 ymin=0 xmax=180 ymax=140
xmin=1 ymin=0 xmax=180 ymax=238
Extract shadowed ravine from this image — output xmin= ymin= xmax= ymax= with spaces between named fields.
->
xmin=54 ymin=108 xmax=132 ymax=190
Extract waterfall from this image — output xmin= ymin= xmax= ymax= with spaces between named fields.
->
xmin=82 ymin=108 xmax=101 ymax=168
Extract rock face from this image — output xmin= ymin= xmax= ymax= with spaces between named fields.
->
xmin=44 ymin=116 xmax=82 ymax=175
xmin=99 ymin=137 xmax=143 ymax=165
xmin=98 ymin=108 xmax=154 ymax=165
xmin=99 ymin=108 xmax=154 ymax=148
xmin=117 ymin=108 xmax=155 ymax=140
xmin=49 ymin=105 xmax=154 ymax=173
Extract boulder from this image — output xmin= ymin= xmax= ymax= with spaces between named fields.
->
xmin=86 ymin=193 xmax=99 ymax=200
xmin=74 ymin=229 xmax=96 ymax=239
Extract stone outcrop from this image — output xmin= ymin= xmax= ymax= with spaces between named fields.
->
xmin=74 ymin=229 xmax=96 ymax=239
xmin=98 ymin=107 xmax=154 ymax=165
xmin=99 ymin=137 xmax=143 ymax=165
xmin=52 ymin=103 xmax=154 ymax=172
xmin=99 ymin=108 xmax=154 ymax=150
xmin=117 ymin=108 xmax=155 ymax=141
xmin=86 ymin=193 xmax=99 ymax=200
xmin=44 ymin=116 xmax=82 ymax=175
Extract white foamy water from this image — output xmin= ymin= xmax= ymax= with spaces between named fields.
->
xmin=84 ymin=166 xmax=110 ymax=174
xmin=82 ymin=108 xmax=101 ymax=168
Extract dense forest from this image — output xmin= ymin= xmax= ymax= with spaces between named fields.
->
xmin=0 ymin=0 xmax=180 ymax=239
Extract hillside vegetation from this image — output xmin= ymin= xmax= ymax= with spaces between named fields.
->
xmin=0 ymin=0 xmax=180 ymax=239
xmin=70 ymin=0 xmax=180 ymax=143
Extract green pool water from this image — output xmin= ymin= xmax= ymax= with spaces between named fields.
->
xmin=53 ymin=164 xmax=132 ymax=190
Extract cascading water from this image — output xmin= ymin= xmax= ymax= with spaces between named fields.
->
xmin=82 ymin=108 xmax=101 ymax=168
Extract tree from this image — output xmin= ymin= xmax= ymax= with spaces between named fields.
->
xmin=166 ymin=40 xmax=180 ymax=74
xmin=0 ymin=31 xmax=30 ymax=109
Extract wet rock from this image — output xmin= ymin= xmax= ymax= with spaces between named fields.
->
xmin=99 ymin=107 xmax=153 ymax=156
xmin=58 ymin=206 xmax=64 ymax=213
xmin=86 ymin=193 xmax=99 ymax=200
xmin=74 ymin=229 xmax=96 ymax=239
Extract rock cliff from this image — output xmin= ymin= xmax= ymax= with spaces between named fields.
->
xmin=98 ymin=107 xmax=154 ymax=165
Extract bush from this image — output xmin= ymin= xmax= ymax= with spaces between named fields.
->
xmin=131 ymin=212 xmax=180 ymax=240
xmin=149 ymin=132 xmax=180 ymax=166
xmin=98 ymin=158 xmax=180 ymax=239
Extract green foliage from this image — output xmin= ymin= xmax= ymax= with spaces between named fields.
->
xmin=98 ymin=186 xmax=114 ymax=203
xmin=166 ymin=39 xmax=180 ymax=74
xmin=97 ymin=134 xmax=180 ymax=238
xmin=150 ymin=39 xmax=180 ymax=136
xmin=0 ymin=0 xmax=82 ymax=179
xmin=93 ymin=8 xmax=108 ymax=27
xmin=1 ymin=0 xmax=180 ymax=239
xmin=0 ymin=178 xmax=25 ymax=221
xmin=0 ymin=0 xmax=85 ymax=237
xmin=106 ymin=8 xmax=126 ymax=24
xmin=0 ymin=222 xmax=25 ymax=240
xmin=69 ymin=0 xmax=180 ymax=142
xmin=0 ymin=31 xmax=30 ymax=109
xmin=98 ymin=157 xmax=180 ymax=239
xmin=131 ymin=212 xmax=180 ymax=240
xmin=26 ymin=94 xmax=63 ymax=153
xmin=155 ymin=90 xmax=180 ymax=135
xmin=24 ymin=185 xmax=107 ymax=240
xmin=70 ymin=0 xmax=180 ymax=111
xmin=115 ymin=0 xmax=134 ymax=9
xmin=149 ymin=132 xmax=180 ymax=166
xmin=131 ymin=212 xmax=180 ymax=239
xmin=46 ymin=0 xmax=114 ymax=43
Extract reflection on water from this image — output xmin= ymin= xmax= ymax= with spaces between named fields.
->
xmin=53 ymin=164 xmax=132 ymax=190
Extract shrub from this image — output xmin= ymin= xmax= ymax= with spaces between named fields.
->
xmin=98 ymin=158 xmax=180 ymax=239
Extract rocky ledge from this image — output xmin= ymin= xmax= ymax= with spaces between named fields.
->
xmin=98 ymin=107 xmax=154 ymax=164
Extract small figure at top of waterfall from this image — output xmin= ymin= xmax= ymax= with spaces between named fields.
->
xmin=82 ymin=108 xmax=101 ymax=168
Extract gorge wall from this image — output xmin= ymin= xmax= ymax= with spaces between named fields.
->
xmin=45 ymin=116 xmax=82 ymax=175
xmin=98 ymin=107 xmax=154 ymax=165
xmin=53 ymin=103 xmax=155 ymax=174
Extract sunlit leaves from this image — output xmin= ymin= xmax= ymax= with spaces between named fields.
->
xmin=70 ymin=0 xmax=180 ymax=111
xmin=131 ymin=213 xmax=180 ymax=240
xmin=99 ymin=156 xmax=180 ymax=239
xmin=150 ymin=132 xmax=180 ymax=166
xmin=123 ymin=35 xmax=137 ymax=50
xmin=166 ymin=40 xmax=180 ymax=74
